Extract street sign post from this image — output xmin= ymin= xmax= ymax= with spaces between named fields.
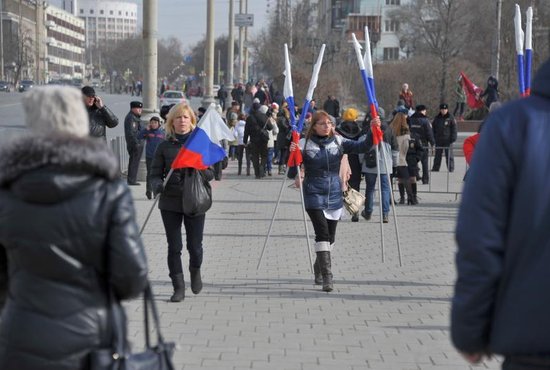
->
xmin=235 ymin=14 xmax=254 ymax=27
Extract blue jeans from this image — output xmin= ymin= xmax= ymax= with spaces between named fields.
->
xmin=266 ymin=147 xmax=275 ymax=172
xmin=364 ymin=172 xmax=390 ymax=216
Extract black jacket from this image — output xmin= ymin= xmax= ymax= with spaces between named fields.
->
xmin=323 ymin=98 xmax=340 ymax=118
xmin=124 ymin=111 xmax=143 ymax=148
xmin=150 ymin=135 xmax=214 ymax=213
xmin=0 ymin=134 xmax=148 ymax=370
xmin=243 ymin=110 xmax=272 ymax=147
xmin=431 ymin=113 xmax=457 ymax=146
xmin=87 ymin=104 xmax=119 ymax=140
xmin=408 ymin=112 xmax=435 ymax=146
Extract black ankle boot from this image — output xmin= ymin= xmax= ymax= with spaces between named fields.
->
xmin=189 ymin=267 xmax=203 ymax=294
xmin=317 ymin=251 xmax=333 ymax=292
xmin=169 ymin=273 xmax=185 ymax=302
xmin=398 ymin=183 xmax=405 ymax=204
xmin=313 ymin=257 xmax=322 ymax=285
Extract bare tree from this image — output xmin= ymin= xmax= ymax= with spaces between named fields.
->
xmin=391 ymin=0 xmax=471 ymax=103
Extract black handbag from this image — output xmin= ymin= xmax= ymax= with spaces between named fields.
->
xmin=89 ymin=284 xmax=176 ymax=370
xmin=182 ymin=169 xmax=212 ymax=216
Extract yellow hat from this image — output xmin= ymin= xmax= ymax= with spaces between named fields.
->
xmin=342 ymin=108 xmax=359 ymax=122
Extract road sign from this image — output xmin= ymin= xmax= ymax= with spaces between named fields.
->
xmin=235 ymin=13 xmax=254 ymax=27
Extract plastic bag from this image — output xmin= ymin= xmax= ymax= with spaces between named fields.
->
xmin=182 ymin=169 xmax=212 ymax=216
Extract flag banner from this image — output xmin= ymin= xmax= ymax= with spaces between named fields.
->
xmin=287 ymin=131 xmax=303 ymax=167
xmin=524 ymin=6 xmax=533 ymax=96
xmin=283 ymin=44 xmax=297 ymax=129
xmin=460 ymin=72 xmax=484 ymax=109
xmin=171 ymin=104 xmax=234 ymax=170
xmin=514 ymin=4 xmax=525 ymax=96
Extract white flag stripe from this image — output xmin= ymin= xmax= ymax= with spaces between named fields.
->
xmin=525 ymin=6 xmax=533 ymax=49
xmin=283 ymin=44 xmax=294 ymax=99
xmin=514 ymin=4 xmax=524 ymax=55
xmin=351 ymin=33 xmax=366 ymax=71
xmin=364 ymin=26 xmax=374 ymax=78
xmin=198 ymin=104 xmax=234 ymax=142
xmin=305 ymin=44 xmax=326 ymax=101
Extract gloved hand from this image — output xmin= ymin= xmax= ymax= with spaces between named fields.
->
xmin=154 ymin=183 xmax=164 ymax=196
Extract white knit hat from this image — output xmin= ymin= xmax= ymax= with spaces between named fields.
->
xmin=23 ymin=86 xmax=89 ymax=138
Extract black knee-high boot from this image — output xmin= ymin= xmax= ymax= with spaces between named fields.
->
xmin=313 ymin=256 xmax=322 ymax=285
xmin=316 ymin=251 xmax=333 ymax=292
xmin=404 ymin=179 xmax=414 ymax=205
xmin=398 ymin=183 xmax=405 ymax=204
xmin=169 ymin=273 xmax=185 ymax=302
xmin=411 ymin=183 xmax=418 ymax=205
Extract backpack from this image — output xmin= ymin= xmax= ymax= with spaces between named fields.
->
xmin=406 ymin=133 xmax=424 ymax=166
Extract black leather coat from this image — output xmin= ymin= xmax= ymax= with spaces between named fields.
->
xmin=0 ymin=134 xmax=148 ymax=370
xmin=87 ymin=104 xmax=119 ymax=139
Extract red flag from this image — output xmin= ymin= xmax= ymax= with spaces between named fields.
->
xmin=460 ymin=72 xmax=484 ymax=109
xmin=287 ymin=130 xmax=303 ymax=167
xmin=369 ymin=103 xmax=384 ymax=145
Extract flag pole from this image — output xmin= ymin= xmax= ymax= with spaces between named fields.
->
xmin=524 ymin=6 xmax=533 ymax=96
xmin=296 ymin=167 xmax=314 ymax=273
xmin=514 ymin=4 xmax=525 ymax=96
xmin=375 ymin=144 xmax=385 ymax=263
xmin=380 ymin=146 xmax=403 ymax=266
xmin=139 ymin=168 xmax=174 ymax=235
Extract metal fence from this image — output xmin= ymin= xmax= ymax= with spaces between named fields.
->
xmin=108 ymin=136 xmax=129 ymax=177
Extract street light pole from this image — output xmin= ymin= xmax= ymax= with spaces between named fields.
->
xmin=238 ymin=0 xmax=244 ymax=84
xmin=243 ymin=0 xmax=249 ymax=83
xmin=202 ymin=0 xmax=215 ymax=107
xmin=143 ymin=0 xmax=158 ymax=113
xmin=0 ymin=0 xmax=4 ymax=80
xmin=226 ymin=0 xmax=234 ymax=107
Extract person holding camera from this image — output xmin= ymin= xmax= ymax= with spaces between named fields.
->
xmin=81 ymin=86 xmax=119 ymax=140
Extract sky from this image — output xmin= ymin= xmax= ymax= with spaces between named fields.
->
xmin=132 ymin=0 xmax=270 ymax=52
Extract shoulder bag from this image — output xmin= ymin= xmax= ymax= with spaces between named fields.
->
xmin=89 ymin=283 xmax=176 ymax=370
xmin=342 ymin=186 xmax=365 ymax=216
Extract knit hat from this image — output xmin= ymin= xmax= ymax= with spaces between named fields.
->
xmin=150 ymin=116 xmax=160 ymax=122
xmin=259 ymin=105 xmax=269 ymax=114
xmin=23 ymin=86 xmax=89 ymax=138
xmin=342 ymin=108 xmax=359 ymax=122
xmin=271 ymin=102 xmax=279 ymax=110
xmin=81 ymin=85 xmax=95 ymax=97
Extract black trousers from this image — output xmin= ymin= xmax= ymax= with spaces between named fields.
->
xmin=306 ymin=209 xmax=338 ymax=244
xmin=347 ymin=153 xmax=362 ymax=192
xmin=145 ymin=157 xmax=153 ymax=193
xmin=236 ymin=144 xmax=251 ymax=174
xmin=453 ymin=102 xmax=465 ymax=117
xmin=249 ymin=143 xmax=268 ymax=178
xmin=432 ymin=147 xmax=454 ymax=172
xmin=127 ymin=144 xmax=144 ymax=184
xmin=160 ymin=210 xmax=206 ymax=277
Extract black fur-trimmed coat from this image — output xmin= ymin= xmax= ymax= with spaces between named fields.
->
xmin=0 ymin=133 xmax=148 ymax=370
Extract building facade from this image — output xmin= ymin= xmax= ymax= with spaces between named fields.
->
xmin=45 ymin=4 xmax=85 ymax=81
xmin=77 ymin=0 xmax=138 ymax=47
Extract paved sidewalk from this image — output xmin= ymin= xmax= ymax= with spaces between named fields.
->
xmin=125 ymin=159 xmax=500 ymax=370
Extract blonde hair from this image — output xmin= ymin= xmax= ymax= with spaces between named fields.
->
xmin=390 ymin=112 xmax=409 ymax=136
xmin=164 ymin=103 xmax=197 ymax=138
xmin=305 ymin=110 xmax=334 ymax=139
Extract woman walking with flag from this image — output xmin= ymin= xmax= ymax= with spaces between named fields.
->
xmin=291 ymin=111 xmax=378 ymax=292
xmin=150 ymin=103 xmax=215 ymax=302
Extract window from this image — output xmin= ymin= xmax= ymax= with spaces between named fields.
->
xmin=110 ymin=10 xmax=113 ymax=15
xmin=385 ymin=20 xmax=399 ymax=32
xmin=90 ymin=9 xmax=94 ymax=14
xmin=100 ymin=10 xmax=104 ymax=14
xmin=125 ymin=12 xmax=128 ymax=16
xmin=118 ymin=11 xmax=122 ymax=15
xmin=80 ymin=9 xmax=83 ymax=14
xmin=386 ymin=0 xmax=400 ymax=4
xmin=383 ymin=47 xmax=400 ymax=60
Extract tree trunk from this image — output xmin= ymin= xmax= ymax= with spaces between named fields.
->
xmin=439 ymin=54 xmax=448 ymax=103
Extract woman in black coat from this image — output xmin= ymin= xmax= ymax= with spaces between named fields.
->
xmin=0 ymin=86 xmax=148 ymax=370
xmin=150 ymin=103 xmax=214 ymax=302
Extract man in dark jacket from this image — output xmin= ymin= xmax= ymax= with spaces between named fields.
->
xmin=231 ymin=83 xmax=244 ymax=108
xmin=323 ymin=95 xmax=340 ymax=118
xmin=124 ymin=101 xmax=144 ymax=185
xmin=243 ymin=104 xmax=273 ymax=179
xmin=217 ymin=84 xmax=228 ymax=111
xmin=452 ymin=58 xmax=550 ymax=369
xmin=81 ymin=85 xmax=119 ymax=140
xmin=409 ymin=104 xmax=435 ymax=183
xmin=0 ymin=86 xmax=148 ymax=370
xmin=431 ymin=103 xmax=457 ymax=172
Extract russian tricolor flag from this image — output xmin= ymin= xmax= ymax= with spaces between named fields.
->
xmin=171 ymin=104 xmax=234 ymax=170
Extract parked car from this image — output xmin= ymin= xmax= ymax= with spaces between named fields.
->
xmin=0 ymin=81 xmax=10 ymax=92
xmin=160 ymin=90 xmax=187 ymax=107
xmin=18 ymin=80 xmax=35 ymax=92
